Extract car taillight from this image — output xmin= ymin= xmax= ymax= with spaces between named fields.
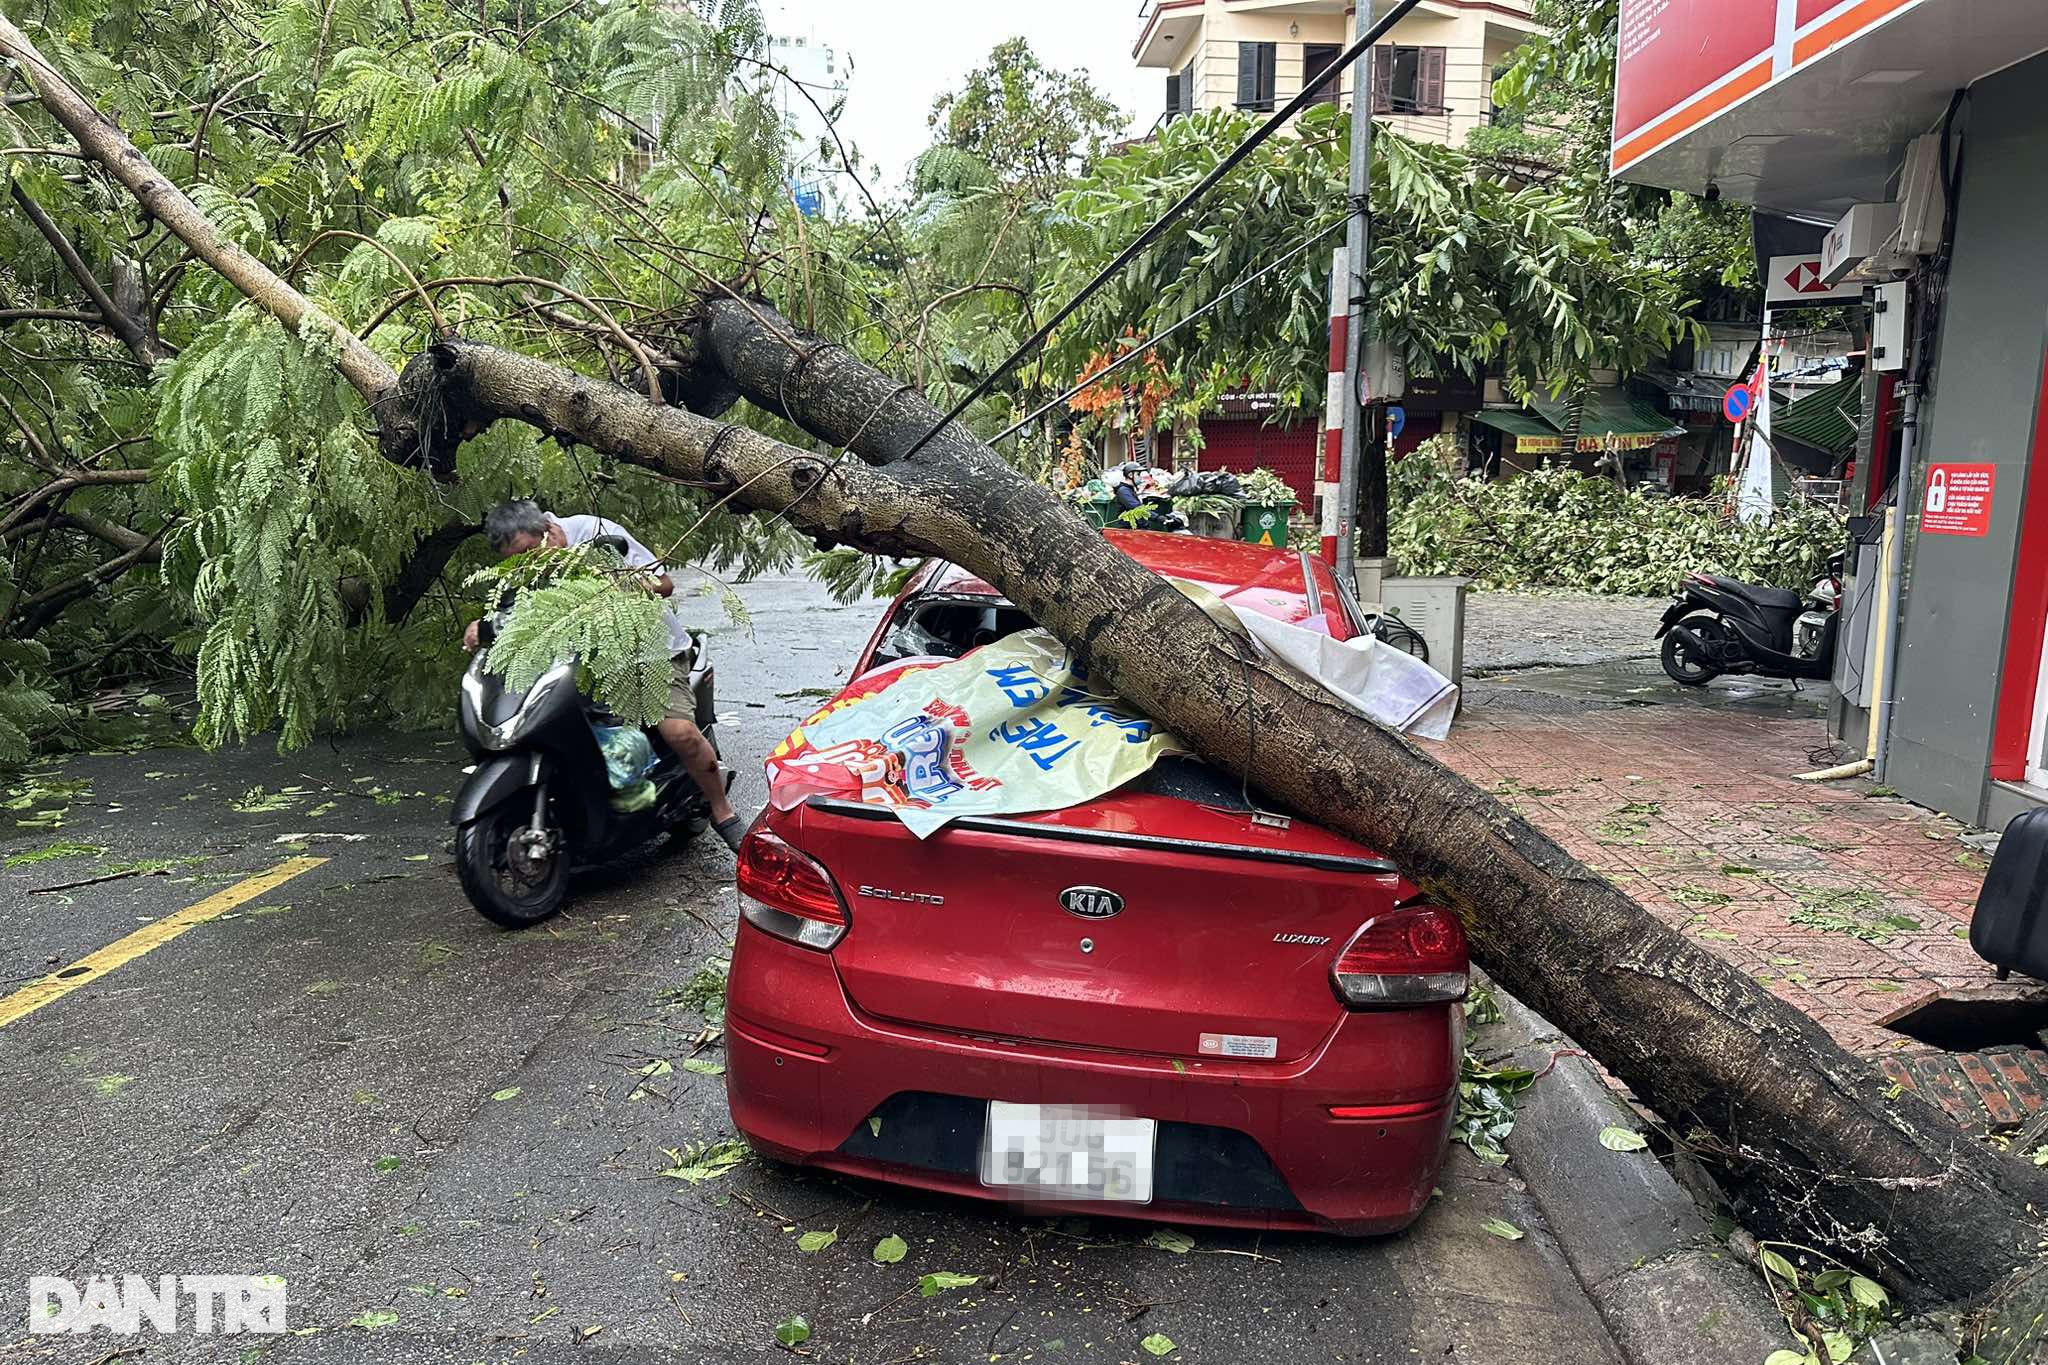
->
xmin=737 ymin=828 xmax=848 ymax=950
xmin=1330 ymin=907 xmax=1468 ymax=1006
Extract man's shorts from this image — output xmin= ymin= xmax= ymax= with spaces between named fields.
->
xmin=667 ymin=654 xmax=695 ymax=723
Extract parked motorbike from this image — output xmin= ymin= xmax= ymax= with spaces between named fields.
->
xmin=452 ymin=542 xmax=723 ymax=928
xmin=1656 ymin=554 xmax=1844 ymax=686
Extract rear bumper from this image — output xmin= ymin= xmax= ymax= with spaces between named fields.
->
xmin=725 ymin=925 xmax=1457 ymax=1236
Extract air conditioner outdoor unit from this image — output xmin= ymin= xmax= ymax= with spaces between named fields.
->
xmin=1821 ymin=202 xmax=1902 ymax=284
xmin=1894 ymin=131 xmax=1947 ymax=257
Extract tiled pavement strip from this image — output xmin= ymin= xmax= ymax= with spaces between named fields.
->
xmin=1436 ymin=661 xmax=2048 ymax=1134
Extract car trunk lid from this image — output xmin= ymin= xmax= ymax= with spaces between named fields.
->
xmin=792 ymin=771 xmax=1410 ymax=1062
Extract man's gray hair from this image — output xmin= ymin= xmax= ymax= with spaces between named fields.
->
xmin=484 ymin=499 xmax=549 ymax=553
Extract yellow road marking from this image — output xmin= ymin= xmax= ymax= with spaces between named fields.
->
xmin=0 ymin=856 xmax=327 ymax=1030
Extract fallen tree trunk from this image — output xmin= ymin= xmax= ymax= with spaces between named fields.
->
xmin=681 ymin=300 xmax=2048 ymax=1308
xmin=11 ymin=13 xmax=2043 ymax=1307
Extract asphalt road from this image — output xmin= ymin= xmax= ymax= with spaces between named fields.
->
xmin=0 ymin=575 xmax=1624 ymax=1364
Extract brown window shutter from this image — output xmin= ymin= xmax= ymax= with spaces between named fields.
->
xmin=1420 ymin=46 xmax=1447 ymax=115
xmin=1371 ymin=46 xmax=1394 ymax=115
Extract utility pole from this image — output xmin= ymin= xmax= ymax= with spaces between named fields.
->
xmin=1333 ymin=0 xmax=1375 ymax=592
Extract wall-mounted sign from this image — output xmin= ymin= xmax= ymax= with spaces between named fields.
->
xmin=1923 ymin=462 xmax=1996 ymax=537
xmin=1765 ymin=254 xmax=1865 ymax=306
xmin=1612 ymin=0 xmax=1938 ymax=174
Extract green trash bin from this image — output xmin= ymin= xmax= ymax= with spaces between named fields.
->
xmin=1240 ymin=500 xmax=1295 ymax=547
xmin=1079 ymin=496 xmax=1117 ymax=529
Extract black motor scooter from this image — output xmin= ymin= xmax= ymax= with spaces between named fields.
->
xmin=1655 ymin=554 xmax=1843 ymax=686
xmin=452 ymin=554 xmax=723 ymax=928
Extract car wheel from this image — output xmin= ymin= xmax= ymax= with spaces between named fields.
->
xmin=1661 ymin=614 xmax=1729 ymax=686
xmin=456 ymin=802 xmax=569 ymax=928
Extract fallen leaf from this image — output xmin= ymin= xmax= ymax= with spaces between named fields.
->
xmin=797 ymin=1229 xmax=837 ymax=1253
xmin=867 ymin=1115 xmax=883 ymax=1137
xmin=491 ymin=1087 xmax=522 ymax=1101
xmin=350 ymin=1309 xmax=398 ymax=1329
xmin=917 ymin=1272 xmax=980 ymax=1296
xmin=682 ymin=1058 xmax=725 ymax=1076
xmin=1144 ymin=1228 xmax=1194 ymax=1254
xmin=1598 ymin=1126 xmax=1649 ymax=1152
xmin=872 ymin=1234 xmax=908 ymax=1264
xmin=775 ymin=1314 xmax=810 ymax=1347
xmin=1140 ymin=1332 xmax=1176 ymax=1357
xmin=1480 ymin=1217 xmax=1524 ymax=1241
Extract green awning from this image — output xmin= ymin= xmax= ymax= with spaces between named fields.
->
xmin=1471 ymin=408 xmax=1559 ymax=438
xmin=1475 ymin=387 xmax=1682 ymax=455
xmin=1773 ymin=379 xmax=1861 ymax=455
xmin=1530 ymin=388 xmax=1685 ymax=448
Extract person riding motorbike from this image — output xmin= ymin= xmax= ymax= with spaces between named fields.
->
xmin=466 ymin=500 xmax=745 ymax=852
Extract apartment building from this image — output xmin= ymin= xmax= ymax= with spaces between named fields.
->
xmin=1135 ymin=0 xmax=1541 ymax=148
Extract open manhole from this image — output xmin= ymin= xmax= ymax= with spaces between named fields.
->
xmin=1877 ymin=988 xmax=2048 ymax=1137
xmin=1878 ymin=987 xmax=2048 ymax=1051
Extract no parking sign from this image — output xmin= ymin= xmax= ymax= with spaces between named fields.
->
xmin=1723 ymin=373 xmax=1760 ymax=425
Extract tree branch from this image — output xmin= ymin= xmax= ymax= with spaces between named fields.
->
xmin=0 ymin=13 xmax=398 ymax=405
xmin=0 ymin=469 xmax=151 ymax=538
xmin=6 ymin=524 xmax=164 ymax=636
xmin=8 ymin=180 xmax=169 ymax=364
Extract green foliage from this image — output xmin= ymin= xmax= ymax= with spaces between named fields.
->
xmin=927 ymin=38 xmax=1126 ymax=187
xmin=1756 ymin=1242 xmax=1895 ymax=1365
xmin=804 ymin=548 xmax=917 ymax=606
xmin=0 ymin=642 xmax=64 ymax=766
xmin=0 ymin=0 xmax=835 ymax=760
xmin=1389 ymin=458 xmax=1844 ymax=597
xmin=158 ymin=308 xmax=433 ymax=749
xmin=468 ymin=543 xmax=672 ymax=727
xmin=1480 ymin=0 xmax=1755 ymax=300
xmin=1045 ymin=106 xmax=1698 ymax=427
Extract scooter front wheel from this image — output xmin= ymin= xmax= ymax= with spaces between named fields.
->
xmin=456 ymin=803 xmax=569 ymax=928
xmin=1661 ymin=614 xmax=1729 ymax=686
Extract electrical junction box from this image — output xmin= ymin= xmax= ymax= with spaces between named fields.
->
xmin=1871 ymin=280 xmax=1908 ymax=373
xmin=1358 ymin=340 xmax=1405 ymax=406
xmin=1822 ymin=202 xmax=1902 ymax=285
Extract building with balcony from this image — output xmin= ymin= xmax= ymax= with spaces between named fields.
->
xmin=1135 ymin=0 xmax=1541 ymax=148
xmin=1611 ymin=0 xmax=2048 ymax=830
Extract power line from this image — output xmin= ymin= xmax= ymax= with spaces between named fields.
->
xmin=900 ymin=0 xmax=1427 ymax=459
xmin=988 ymin=210 xmax=1356 ymax=445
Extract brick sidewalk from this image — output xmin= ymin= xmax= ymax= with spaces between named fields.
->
xmin=1438 ymin=669 xmax=1996 ymax=1058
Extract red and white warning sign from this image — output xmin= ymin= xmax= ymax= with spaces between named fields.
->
xmin=1923 ymin=462 xmax=1996 ymax=537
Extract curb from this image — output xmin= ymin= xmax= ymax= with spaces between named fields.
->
xmin=1487 ymin=985 xmax=1788 ymax=1365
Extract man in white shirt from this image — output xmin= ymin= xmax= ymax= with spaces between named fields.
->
xmin=467 ymin=500 xmax=743 ymax=851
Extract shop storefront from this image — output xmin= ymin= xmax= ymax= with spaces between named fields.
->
xmin=1612 ymin=0 xmax=2048 ymax=828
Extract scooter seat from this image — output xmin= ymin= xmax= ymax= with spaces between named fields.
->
xmin=1704 ymin=576 xmax=1802 ymax=612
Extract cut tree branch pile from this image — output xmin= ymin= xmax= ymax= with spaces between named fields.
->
xmin=4 ymin=8 xmax=2044 ymax=1316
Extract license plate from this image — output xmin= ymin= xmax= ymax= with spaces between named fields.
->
xmin=979 ymin=1102 xmax=1155 ymax=1203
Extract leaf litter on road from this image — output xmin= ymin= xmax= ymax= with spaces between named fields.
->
xmin=797 ymin=1229 xmax=837 ymax=1252
xmin=1143 ymin=1228 xmax=1194 ymax=1254
xmin=1598 ymin=1125 xmax=1649 ymax=1151
xmin=660 ymin=1139 xmax=748 ymax=1182
xmin=1480 ymin=1217 xmax=1525 ymax=1241
xmin=871 ymin=1234 xmax=908 ymax=1264
xmin=1141 ymin=1332 xmax=1177 ymax=1356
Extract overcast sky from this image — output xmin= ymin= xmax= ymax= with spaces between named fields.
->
xmin=762 ymin=0 xmax=1156 ymax=194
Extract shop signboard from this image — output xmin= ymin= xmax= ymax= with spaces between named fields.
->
xmin=1612 ymin=0 xmax=1938 ymax=173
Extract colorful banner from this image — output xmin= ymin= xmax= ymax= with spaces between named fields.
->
xmin=764 ymin=631 xmax=1185 ymax=839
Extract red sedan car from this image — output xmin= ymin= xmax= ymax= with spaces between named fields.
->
xmin=725 ymin=531 xmax=1465 ymax=1235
